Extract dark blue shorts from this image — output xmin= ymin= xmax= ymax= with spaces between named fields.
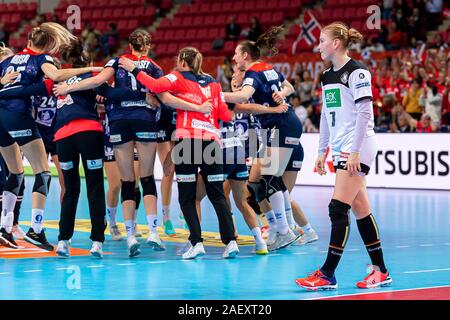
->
xmin=285 ymin=143 xmax=304 ymax=172
xmin=109 ymin=119 xmax=158 ymax=145
xmin=157 ymin=124 xmax=176 ymax=143
xmin=0 ymin=108 xmax=41 ymax=147
xmin=0 ymin=155 xmax=8 ymax=188
xmin=223 ymin=162 xmax=249 ymax=181
xmin=267 ymin=110 xmax=303 ymax=149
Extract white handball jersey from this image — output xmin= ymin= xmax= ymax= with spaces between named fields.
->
xmin=321 ymin=58 xmax=375 ymax=156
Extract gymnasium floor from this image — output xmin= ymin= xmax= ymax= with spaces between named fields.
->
xmin=1 ymin=177 xmax=449 ymax=300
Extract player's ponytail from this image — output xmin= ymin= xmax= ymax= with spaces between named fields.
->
xmin=0 ymin=42 xmax=14 ymax=61
xmin=61 ymin=38 xmax=90 ymax=68
xmin=322 ymin=22 xmax=364 ymax=49
xmin=238 ymin=25 xmax=284 ymax=61
xmin=178 ymin=47 xmax=204 ymax=75
xmin=28 ymin=22 xmax=77 ymax=55
xmin=129 ymin=29 xmax=152 ymax=54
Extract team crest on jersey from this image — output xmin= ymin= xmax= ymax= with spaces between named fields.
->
xmin=359 ymin=73 xmax=365 ymax=79
xmin=324 ymin=88 xmax=341 ymax=108
xmin=340 ymin=71 xmax=349 ymax=84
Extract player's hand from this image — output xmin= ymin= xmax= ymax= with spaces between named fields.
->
xmin=315 ymin=154 xmax=327 ymax=176
xmin=0 ymin=71 xmax=19 ymax=85
xmin=96 ymin=95 xmax=106 ymax=104
xmin=199 ymin=100 xmax=213 ymax=114
xmin=119 ymin=58 xmax=136 ymax=72
xmin=146 ymin=93 xmax=161 ymax=109
xmin=273 ymin=103 xmax=289 ymax=113
xmin=272 ymin=92 xmax=285 ymax=104
xmin=344 ymin=152 xmax=361 ymax=176
xmin=53 ymin=83 xmax=70 ymax=96
xmin=163 ymin=151 xmax=174 ymax=177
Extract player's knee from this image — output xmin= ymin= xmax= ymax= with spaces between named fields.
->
xmin=32 ymin=171 xmax=51 ymax=196
xmin=260 ymin=175 xmax=281 ymax=199
xmin=140 ymin=175 xmax=157 ymax=197
xmin=121 ymin=180 xmax=136 ymax=202
xmin=329 ymin=199 xmax=351 ymax=226
xmin=5 ymin=172 xmax=24 ymax=195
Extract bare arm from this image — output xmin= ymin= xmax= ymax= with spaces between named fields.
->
xmin=158 ymin=92 xmax=212 ymax=113
xmin=223 ymin=85 xmax=255 ymax=103
xmin=233 ymin=102 xmax=288 ymax=115
xmin=41 ymin=63 xmax=104 ymax=82
xmin=53 ymin=68 xmax=116 ymax=96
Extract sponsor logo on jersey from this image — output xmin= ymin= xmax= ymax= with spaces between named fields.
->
xmin=263 ymin=69 xmax=279 ymax=81
xmin=136 ymin=132 xmax=158 ymax=139
xmin=292 ymin=160 xmax=303 ymax=169
xmin=191 ymin=119 xmax=219 ymax=134
xmin=285 ymin=137 xmax=300 ymax=145
xmin=243 ymin=78 xmax=254 ymax=86
xmin=359 ymin=73 xmax=365 ymax=79
xmin=105 ymin=59 xmax=116 ymax=67
xmin=87 ymin=159 xmax=103 ymax=170
xmin=207 ymin=174 xmax=226 ymax=182
xmin=109 ymin=134 xmax=122 ymax=143
xmin=60 ymin=161 xmax=74 ymax=170
xmin=8 ymin=129 xmax=32 ymax=138
xmin=120 ymin=100 xmax=147 ymax=107
xmin=45 ymin=55 xmax=54 ymax=63
xmin=176 ymin=174 xmax=196 ymax=183
xmin=355 ymin=82 xmax=371 ymax=89
xmin=165 ymin=74 xmax=178 ymax=83
xmin=324 ymin=88 xmax=342 ymax=108
xmin=340 ymin=71 xmax=349 ymax=84
xmin=11 ymin=55 xmax=30 ymax=64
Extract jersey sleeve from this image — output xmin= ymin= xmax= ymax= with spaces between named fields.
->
xmin=134 ymin=70 xmax=179 ymax=94
xmin=242 ymin=71 xmax=261 ymax=91
xmin=36 ymin=54 xmax=55 ymax=70
xmin=104 ymin=58 xmax=119 ymax=71
xmin=0 ymin=81 xmax=50 ymax=99
xmin=216 ymin=84 xmax=231 ymax=122
xmin=151 ymin=63 xmax=164 ymax=79
xmin=349 ymin=69 xmax=373 ymax=104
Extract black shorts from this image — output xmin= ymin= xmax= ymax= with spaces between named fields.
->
xmin=285 ymin=143 xmax=304 ymax=172
xmin=0 ymin=108 xmax=41 ymax=147
xmin=44 ymin=140 xmax=57 ymax=157
xmin=334 ymin=161 xmax=371 ymax=175
xmin=223 ymin=162 xmax=249 ymax=181
xmin=103 ymin=144 xmax=139 ymax=163
xmin=0 ymin=155 xmax=8 ymax=188
xmin=109 ymin=119 xmax=158 ymax=145
xmin=157 ymin=124 xmax=176 ymax=143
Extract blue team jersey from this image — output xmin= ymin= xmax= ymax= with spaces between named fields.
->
xmin=104 ymin=54 xmax=164 ymax=122
xmin=0 ymin=48 xmax=54 ymax=114
xmin=32 ymin=94 xmax=57 ymax=143
xmin=242 ymin=62 xmax=288 ymax=129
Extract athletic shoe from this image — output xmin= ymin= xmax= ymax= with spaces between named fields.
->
xmin=127 ymin=236 xmax=141 ymax=258
xmin=133 ymin=223 xmax=142 ymax=237
xmin=223 ymin=240 xmax=239 ymax=259
xmin=56 ymin=240 xmax=70 ymax=257
xmin=266 ymin=229 xmax=277 ymax=247
xmin=177 ymin=241 xmax=192 ymax=256
xmin=24 ymin=228 xmax=54 ymax=251
xmin=356 ymin=266 xmax=393 ymax=289
xmin=295 ymin=270 xmax=338 ymax=291
xmin=12 ymin=225 xmax=26 ymax=240
xmin=261 ymin=226 xmax=270 ymax=241
xmin=182 ymin=242 xmax=205 ymax=260
xmin=109 ymin=225 xmax=122 ymax=241
xmin=268 ymin=229 xmax=299 ymax=251
xmin=296 ymin=230 xmax=319 ymax=246
xmin=179 ymin=214 xmax=189 ymax=229
xmin=163 ymin=219 xmax=176 ymax=236
xmin=254 ymin=242 xmax=269 ymax=255
xmin=0 ymin=228 xmax=19 ymax=249
xmin=90 ymin=241 xmax=103 ymax=258
xmin=146 ymin=231 xmax=165 ymax=251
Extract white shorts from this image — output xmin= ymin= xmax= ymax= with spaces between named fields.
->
xmin=332 ymin=135 xmax=377 ymax=175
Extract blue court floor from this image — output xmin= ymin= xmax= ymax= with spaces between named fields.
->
xmin=1 ymin=177 xmax=449 ymax=300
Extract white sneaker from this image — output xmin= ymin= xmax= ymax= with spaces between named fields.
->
xmin=254 ymin=241 xmax=269 ymax=255
xmin=109 ymin=225 xmax=122 ymax=241
xmin=90 ymin=241 xmax=103 ymax=258
xmin=177 ymin=241 xmax=192 ymax=256
xmin=296 ymin=230 xmax=319 ymax=246
xmin=12 ymin=225 xmax=26 ymax=240
xmin=269 ymin=229 xmax=299 ymax=251
xmin=182 ymin=242 xmax=205 ymax=260
xmin=223 ymin=240 xmax=239 ymax=259
xmin=127 ymin=236 xmax=141 ymax=257
xmin=56 ymin=240 xmax=70 ymax=257
xmin=134 ymin=223 xmax=142 ymax=237
xmin=146 ymin=231 xmax=165 ymax=251
xmin=267 ymin=229 xmax=278 ymax=247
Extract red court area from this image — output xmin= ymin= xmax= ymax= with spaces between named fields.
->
xmin=320 ymin=286 xmax=450 ymax=300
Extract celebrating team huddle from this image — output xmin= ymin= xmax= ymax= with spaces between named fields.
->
xmin=0 ymin=21 xmax=390 ymax=290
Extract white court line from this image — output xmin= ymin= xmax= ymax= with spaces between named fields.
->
xmin=319 ymin=250 xmax=328 ymax=253
xmin=404 ymin=268 xmax=450 ymax=274
xmin=0 ymin=272 xmax=10 ymax=275
xmin=419 ymin=244 xmax=433 ymax=247
xmin=87 ymin=265 xmax=105 ymax=268
xmin=306 ymin=284 xmax=450 ymax=300
xmin=23 ymin=270 xmax=42 ymax=273
xmin=0 ymin=248 xmax=44 ymax=252
xmin=238 ymin=255 xmax=253 ymax=258
xmin=396 ymin=245 xmax=409 ymax=248
xmin=270 ymin=253 xmax=281 ymax=256
xmin=2 ymin=250 xmax=47 ymax=255
xmin=346 ymin=249 xmax=360 ymax=252
xmin=117 ymin=263 xmax=136 ymax=266
xmin=444 ymin=243 xmax=450 ymax=246
xmin=148 ymin=261 xmax=168 ymax=264
xmin=55 ymin=267 xmax=71 ymax=271
xmin=293 ymin=252 xmax=307 ymax=255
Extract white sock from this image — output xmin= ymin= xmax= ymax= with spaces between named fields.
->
xmin=251 ymin=227 xmax=264 ymax=245
xmin=283 ymin=191 xmax=295 ymax=229
xmin=125 ymin=220 xmax=134 ymax=238
xmin=134 ymin=210 xmax=138 ymax=225
xmin=268 ymin=191 xmax=289 ymax=235
xmin=147 ymin=214 xmax=157 ymax=233
xmin=264 ymin=210 xmax=277 ymax=232
xmin=31 ymin=209 xmax=44 ymax=233
xmin=162 ymin=205 xmax=170 ymax=222
xmin=302 ymin=223 xmax=313 ymax=233
xmin=106 ymin=206 xmax=117 ymax=226
xmin=2 ymin=191 xmax=17 ymax=214
xmin=1 ymin=211 xmax=14 ymax=233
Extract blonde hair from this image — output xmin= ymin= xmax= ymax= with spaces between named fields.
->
xmin=129 ymin=29 xmax=152 ymax=54
xmin=322 ymin=22 xmax=363 ymax=49
xmin=0 ymin=42 xmax=14 ymax=61
xmin=239 ymin=25 xmax=285 ymax=60
xmin=178 ymin=47 xmax=204 ymax=75
xmin=28 ymin=22 xmax=77 ymax=55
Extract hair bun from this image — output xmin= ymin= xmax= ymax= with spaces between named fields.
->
xmin=348 ymin=28 xmax=364 ymax=45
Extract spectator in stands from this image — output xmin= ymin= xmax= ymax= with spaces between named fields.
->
xmin=82 ymin=22 xmax=101 ymax=60
xmin=406 ymin=113 xmax=437 ymax=132
xmin=218 ymin=56 xmax=233 ymax=92
xmin=386 ymin=21 xmax=404 ymax=50
xmin=100 ymin=23 xmax=119 ymax=58
xmin=382 ymin=0 xmax=394 ymax=20
xmin=291 ymin=95 xmax=318 ymax=133
xmin=225 ymin=16 xmax=241 ymax=41
xmin=390 ymin=103 xmax=413 ymax=132
xmin=297 ymin=70 xmax=314 ymax=107
xmin=406 ymin=7 xmax=426 ymax=45
xmin=420 ymin=82 xmax=443 ymax=127
xmin=425 ymin=0 xmax=443 ymax=30
xmin=403 ymin=78 xmax=424 ymax=120
xmin=247 ymin=17 xmax=262 ymax=42
xmin=0 ymin=23 xmax=8 ymax=46
xmin=429 ymin=33 xmax=448 ymax=50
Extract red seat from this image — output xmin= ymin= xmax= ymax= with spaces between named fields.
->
xmin=222 ymin=1 xmax=233 ymax=13
xmin=180 ymin=16 xmax=193 ymax=27
xmin=197 ymin=29 xmax=208 ymax=41
xmin=215 ymin=14 xmax=227 ymax=26
xmin=208 ymin=28 xmax=220 ymax=40
xmin=112 ymin=8 xmax=123 ymax=19
xmin=210 ymin=2 xmax=221 ymax=13
xmin=159 ymin=19 xmax=173 ymax=29
xmin=200 ymin=41 xmax=212 ymax=55
xmin=127 ymin=19 xmax=139 ymax=31
xmin=199 ymin=3 xmax=211 ymax=13
xmin=191 ymin=16 xmax=204 ymax=27
xmin=222 ymin=41 xmax=235 ymax=55
xmin=174 ymin=29 xmax=186 ymax=40
xmin=203 ymin=15 xmax=215 ymax=26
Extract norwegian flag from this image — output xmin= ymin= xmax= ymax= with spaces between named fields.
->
xmin=411 ymin=42 xmax=427 ymax=65
xmin=291 ymin=10 xmax=322 ymax=55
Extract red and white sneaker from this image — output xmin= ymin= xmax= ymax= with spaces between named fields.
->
xmin=356 ymin=265 xmax=392 ymax=289
xmin=295 ymin=269 xmax=338 ymax=291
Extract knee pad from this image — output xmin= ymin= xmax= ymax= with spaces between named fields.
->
xmin=329 ymin=199 xmax=351 ymax=226
xmin=246 ymin=191 xmax=263 ymax=215
xmin=121 ymin=181 xmax=136 ymax=203
xmin=260 ymin=175 xmax=281 ymax=199
xmin=134 ymin=188 xmax=142 ymax=210
xmin=247 ymin=181 xmax=265 ymax=203
xmin=140 ymin=175 xmax=157 ymax=198
xmin=278 ymin=176 xmax=287 ymax=192
xmin=5 ymin=172 xmax=24 ymax=195
xmin=32 ymin=171 xmax=51 ymax=196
